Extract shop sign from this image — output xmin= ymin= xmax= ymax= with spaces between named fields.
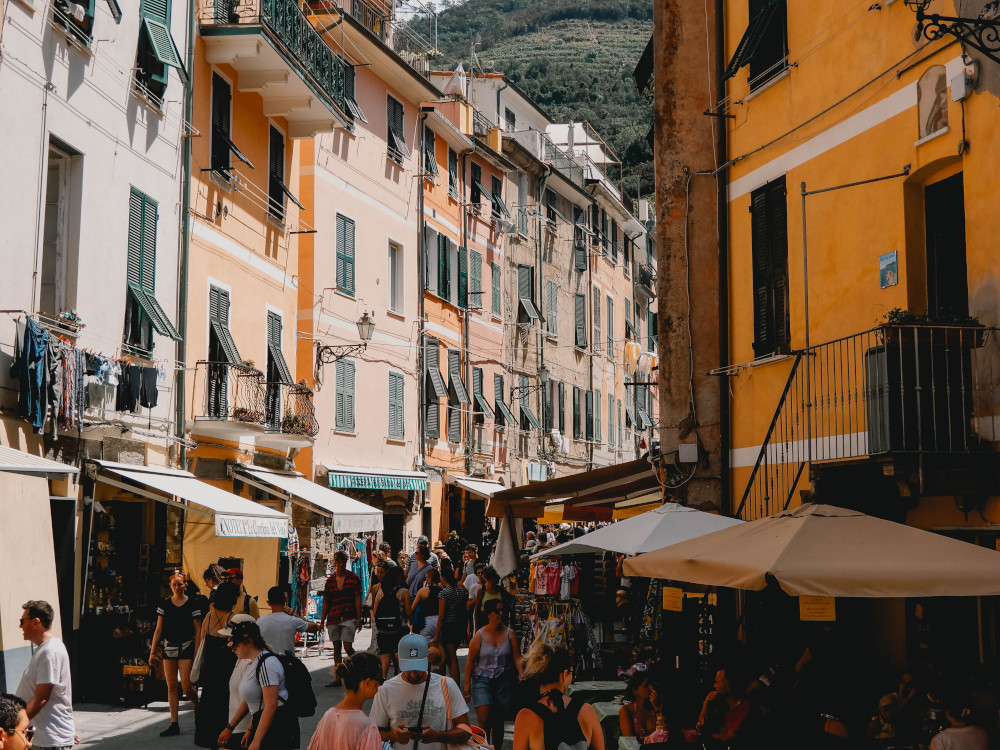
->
xmin=662 ymin=586 xmax=684 ymax=612
xmin=799 ymin=596 xmax=836 ymax=621
xmin=328 ymin=473 xmax=426 ymax=491
xmin=215 ymin=514 xmax=288 ymax=538
xmin=333 ymin=513 xmax=385 ymax=534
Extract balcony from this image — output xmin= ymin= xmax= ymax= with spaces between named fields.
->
xmin=199 ymin=0 xmax=351 ymax=137
xmin=473 ymin=109 xmax=493 ymax=138
xmin=507 ymin=130 xmax=585 ymax=188
xmin=737 ymin=323 xmax=999 ymax=520
xmin=191 ymin=362 xmax=269 ymax=441
xmin=310 ymin=0 xmax=391 ymax=42
xmin=257 ymin=382 xmax=320 ymax=449
xmin=634 ymin=260 xmax=656 ymax=299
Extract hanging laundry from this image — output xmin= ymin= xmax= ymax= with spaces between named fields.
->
xmin=624 ymin=339 xmax=641 ymax=375
xmin=139 ymin=365 xmax=158 ymax=408
xmin=12 ymin=319 xmax=49 ymax=432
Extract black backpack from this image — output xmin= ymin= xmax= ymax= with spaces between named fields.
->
xmin=375 ymin=587 xmax=404 ymax=634
xmin=256 ymin=652 xmax=317 ymax=718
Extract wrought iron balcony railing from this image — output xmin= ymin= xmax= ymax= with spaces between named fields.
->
xmin=202 ymin=0 xmax=348 ymax=116
xmin=198 ymin=361 xmax=267 ymax=425
xmin=264 ymin=382 xmax=320 ymax=437
xmin=737 ymin=323 xmax=997 ymax=521
xmin=634 ymin=261 xmax=656 ymax=297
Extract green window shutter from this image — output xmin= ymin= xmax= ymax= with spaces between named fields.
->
xmin=448 ymin=149 xmax=459 ymax=199
xmin=141 ymin=193 xmax=156 ymax=292
xmin=344 ymin=359 xmax=355 ymax=433
xmin=141 ymin=17 xmax=183 ymax=70
xmin=470 ymin=250 xmax=482 ymax=309
xmin=423 ymin=126 xmax=438 ymax=176
xmin=610 ymin=218 xmax=619 ymax=262
xmin=585 ymin=390 xmax=594 ymax=441
xmin=424 ymin=340 xmax=441 ymax=439
xmin=601 ymin=209 xmax=609 ymax=252
xmin=491 ymin=262 xmax=501 ymax=315
xmin=268 ymin=125 xmax=285 ymax=219
xmin=470 ymin=163 xmax=482 ymax=207
xmin=592 ymin=285 xmax=601 ymax=353
xmin=625 ymin=297 xmax=633 ymax=340
xmin=572 ymin=386 xmax=580 ymax=439
xmin=266 ymin=312 xmax=293 ymax=384
xmin=471 ymin=367 xmax=491 ymax=421
xmin=141 ymin=0 xmax=169 ymax=22
xmin=573 ymin=207 xmax=587 ymax=270
xmin=618 ymin=399 xmax=623 ymax=446
xmin=542 ymin=380 xmax=552 ymax=431
xmin=448 ymin=348 xmax=469 ymax=404
xmin=517 ymin=264 xmax=540 ymax=322
xmin=128 ymin=188 xmax=157 ymax=292
xmin=335 ymin=359 xmax=346 ymax=431
xmin=491 ymin=175 xmax=509 ymax=218
xmin=458 ymin=246 xmax=468 ymax=309
xmin=336 ymin=214 xmax=355 ymax=296
xmin=545 ymin=280 xmax=558 ymax=337
xmin=209 ymin=287 xmax=241 ymax=365
xmin=493 ymin=373 xmax=519 ymax=427
xmin=388 ymin=371 xmax=404 ymax=440
xmin=608 ymin=393 xmax=615 ymax=447
xmin=574 ymin=293 xmax=587 ymax=349
xmin=596 ymin=388 xmax=602 ymax=443
xmin=447 ymin=349 xmax=461 ymax=442
xmin=386 ymin=96 xmax=408 ymax=159
xmin=127 ymin=189 xmax=144 ymax=288
xmin=211 ymin=73 xmax=231 ymax=173
xmin=648 ymin=309 xmax=657 ymax=350
xmin=438 ymin=234 xmax=451 ymax=302
xmin=558 ymin=381 xmax=565 ymax=433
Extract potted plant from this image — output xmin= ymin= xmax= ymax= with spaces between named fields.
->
xmin=879 ymin=308 xmax=985 ymax=347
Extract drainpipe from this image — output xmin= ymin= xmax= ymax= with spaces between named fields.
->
xmin=418 ymin=111 xmax=429 ymax=482
xmin=495 ymin=79 xmax=509 ymax=128
xmin=536 ymin=164 xmax=552 ymax=468
xmin=31 ymin=82 xmax=53 ymax=315
xmin=176 ymin=0 xmax=196 ymax=468
xmin=460 ymin=149 xmax=472 ymax=476
xmin=586 ymin=202 xmax=594 ymax=471
xmin=715 ymin=0 xmax=731 ymax=515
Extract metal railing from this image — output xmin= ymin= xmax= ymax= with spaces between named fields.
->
xmin=197 ymin=361 xmax=267 ymax=425
xmin=634 ymin=261 xmax=656 ymax=297
xmin=473 ymin=109 xmax=493 ymax=138
xmin=201 ymin=0 xmax=348 ymax=115
xmin=264 ymin=382 xmax=320 ymax=437
xmin=506 ymin=130 xmax=585 ymax=187
xmin=737 ymin=324 xmax=997 ymax=520
xmin=317 ymin=0 xmax=390 ymax=41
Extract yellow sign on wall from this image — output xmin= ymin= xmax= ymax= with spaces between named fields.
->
xmin=799 ymin=596 xmax=836 ymax=621
xmin=662 ymin=586 xmax=684 ymax=612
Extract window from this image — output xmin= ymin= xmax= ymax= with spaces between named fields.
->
xmin=585 ymin=390 xmax=594 ymax=441
xmin=491 ymin=262 xmax=501 ymax=316
xmin=595 ymin=388 xmax=602 ymax=443
xmin=517 ymin=265 xmax=540 ymax=324
xmin=606 ymin=295 xmax=614 ymax=355
xmin=424 ymin=337 xmax=447 ymax=438
xmin=423 ymin=126 xmax=438 ymax=178
xmin=491 ymin=176 xmax=509 ymax=219
xmin=386 ymin=95 xmax=408 ymax=163
xmin=438 ymin=234 xmax=452 ymax=302
xmin=472 ymin=367 xmax=494 ymax=424
xmin=545 ymin=189 xmax=556 ymax=223
xmin=39 ymin=146 xmax=78 ymax=318
xmin=572 ymin=386 xmax=581 ymax=439
xmin=448 ymin=149 xmax=459 ymax=200
xmin=267 ymin=126 xmax=302 ymax=222
xmin=625 ymin=296 xmax=636 ymax=340
xmin=750 ymin=175 xmax=790 ymax=357
xmin=423 ymin=225 xmax=438 ymax=294
xmin=210 ymin=73 xmax=253 ymax=179
xmin=494 ymin=373 xmax=517 ymax=428
xmin=470 ymin=162 xmax=483 ymax=210
xmin=592 ymin=285 xmax=601 ymax=354
xmin=724 ymin=0 xmax=788 ymax=91
xmin=545 ymin=279 xmax=558 ymax=337
xmin=504 ymin=107 xmax=516 ymax=132
xmin=519 ymin=374 xmax=541 ymax=431
xmin=336 ymin=214 xmax=356 ymax=296
xmin=469 ymin=250 xmax=482 ymax=309
xmin=574 ymin=293 xmax=587 ymax=349
xmin=608 ymin=393 xmax=615 ymax=448
xmin=124 ymin=187 xmax=181 ymax=353
xmin=55 ymin=0 xmax=95 ymax=45
xmin=344 ymin=65 xmax=367 ymax=123
xmin=334 ymin=359 xmax=356 ymax=432
xmin=388 ymin=242 xmax=402 ymax=313
xmin=134 ymin=0 xmax=183 ymax=105
xmin=648 ymin=310 xmax=657 ymax=351
xmin=207 ymin=286 xmax=239 ymax=417
xmin=558 ymin=381 xmax=565 ymax=433
xmin=388 ymin=371 xmax=404 ymax=440
xmin=458 ymin=246 xmax=468 ymax=309
xmin=573 ymin=206 xmax=587 ymax=271
xmin=447 ymin=349 xmax=468 ymax=442
xmin=265 ymin=311 xmax=294 ymax=430
xmin=610 ymin=218 xmax=619 ymax=262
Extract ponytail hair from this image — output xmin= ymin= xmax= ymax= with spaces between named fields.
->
xmin=523 ymin=642 xmax=572 ymax=686
xmin=334 ymin=652 xmax=382 ymax=692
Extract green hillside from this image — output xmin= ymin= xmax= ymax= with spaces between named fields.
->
xmin=419 ymin=0 xmax=654 ymax=203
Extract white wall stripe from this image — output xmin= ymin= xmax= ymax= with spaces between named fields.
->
xmin=304 ymin=165 xmax=417 ymax=229
xmin=191 ymin=219 xmax=298 ymax=288
xmin=424 ymin=320 xmax=463 ymax=345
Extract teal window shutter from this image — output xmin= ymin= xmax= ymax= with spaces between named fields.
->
xmin=345 ymin=359 xmax=356 ymax=433
xmin=458 ymin=246 xmax=468 ymax=309
xmin=574 ymin=293 xmax=587 ymax=349
xmin=572 ymin=386 xmax=580 ymax=439
xmin=424 ymin=338 xmax=443 ymax=438
xmin=335 ymin=360 xmax=346 ymax=430
xmin=545 ymin=280 xmax=558 ymax=337
xmin=607 ymin=295 xmax=614 ymax=354
xmin=596 ymin=388 xmax=602 ymax=443
xmin=618 ymin=399 xmax=623 ymax=446
xmin=472 ymin=367 xmax=494 ymax=422
xmin=447 ymin=349 xmax=462 ymax=442
xmin=608 ymin=393 xmax=615 ymax=447
xmin=388 ymin=371 xmax=405 ymax=440
xmin=438 ymin=234 xmax=451 ymax=302
xmin=585 ymin=390 xmax=594 ymax=441
xmin=448 ymin=149 xmax=459 ymax=199
xmin=125 ymin=187 xmax=181 ymax=344
xmin=592 ymin=285 xmax=601 ymax=353
xmin=491 ymin=262 xmax=501 ymax=315
xmin=209 ymin=286 xmax=241 ymax=365
xmin=470 ymin=250 xmax=482 ymax=309
xmin=423 ymin=225 xmax=438 ymax=293
xmin=558 ymin=381 xmax=565 ymax=433
xmin=336 ymin=214 xmax=355 ymax=296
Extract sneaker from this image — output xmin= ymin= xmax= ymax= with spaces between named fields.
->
xmin=159 ymin=722 xmax=180 ymax=737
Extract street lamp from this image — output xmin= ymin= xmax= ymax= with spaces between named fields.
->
xmin=905 ymin=0 xmax=1000 ymax=65
xmin=316 ymin=311 xmax=376 ymax=366
xmin=511 ymin=363 xmax=550 ymax=399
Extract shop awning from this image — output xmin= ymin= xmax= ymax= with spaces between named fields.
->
xmin=325 ymin=465 xmax=428 ymax=492
xmin=487 ymin=456 xmax=661 ymax=518
xmin=92 ymin=461 xmax=287 ymax=538
xmin=0 ymin=445 xmax=78 ymax=477
xmin=449 ymin=476 xmax=505 ymax=499
xmin=238 ymin=466 xmax=383 ymax=534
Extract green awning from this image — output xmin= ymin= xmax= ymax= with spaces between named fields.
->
xmin=142 ymin=17 xmax=183 ymax=69
xmin=328 ymin=471 xmax=427 ymax=491
xmin=128 ymin=282 xmax=182 ymax=341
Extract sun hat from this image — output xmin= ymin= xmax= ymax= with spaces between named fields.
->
xmin=224 ymin=618 xmax=261 ymax=647
xmin=218 ymin=613 xmax=256 ymax=637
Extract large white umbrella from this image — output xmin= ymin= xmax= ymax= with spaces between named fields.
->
xmin=624 ymin=503 xmax=1000 ymax=597
xmin=531 ymin=502 xmax=743 ymax=559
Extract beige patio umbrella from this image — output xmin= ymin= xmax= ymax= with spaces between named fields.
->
xmin=623 ymin=503 xmax=1000 ymax=597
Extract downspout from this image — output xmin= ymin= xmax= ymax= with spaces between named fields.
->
xmin=418 ymin=112 xmax=429 ymax=483
xmin=496 ymin=79 xmax=509 ymax=127
xmin=586 ymin=206 xmax=594 ymax=471
xmin=536 ymin=165 xmax=552 ymax=467
xmin=715 ymin=0 xmax=731 ymax=516
xmin=176 ymin=0 xmax=195 ymax=468
xmin=460 ymin=150 xmax=472 ymax=476
xmin=31 ymin=82 xmax=53 ymax=315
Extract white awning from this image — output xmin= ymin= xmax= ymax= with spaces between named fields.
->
xmin=0 ymin=445 xmax=78 ymax=476
xmin=93 ymin=461 xmax=287 ymax=538
xmin=450 ymin=476 xmax=505 ymax=499
xmin=239 ymin=466 xmax=383 ymax=534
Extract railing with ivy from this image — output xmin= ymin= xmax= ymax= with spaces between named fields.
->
xmin=264 ymin=381 xmax=320 ymax=437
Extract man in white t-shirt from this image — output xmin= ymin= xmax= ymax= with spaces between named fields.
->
xmin=371 ymin=634 xmax=472 ymax=750
xmin=256 ymin=587 xmax=319 ymax=655
xmin=17 ymin=600 xmax=74 ymax=750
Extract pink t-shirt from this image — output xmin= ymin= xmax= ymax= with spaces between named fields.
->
xmin=307 ymin=707 xmax=381 ymax=750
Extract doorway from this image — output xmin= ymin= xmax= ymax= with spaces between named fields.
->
xmin=924 ymin=173 xmax=968 ymax=319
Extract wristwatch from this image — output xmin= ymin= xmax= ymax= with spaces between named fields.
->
xmin=226 ymin=723 xmax=235 ymax=731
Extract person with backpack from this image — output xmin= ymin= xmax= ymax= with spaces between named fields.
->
xmin=512 ymin=643 xmax=604 ymax=750
xmin=228 ymin=568 xmax=261 ymax=619
xmin=224 ymin=621 xmax=308 ymax=750
xmin=373 ymin=566 xmax=411 ymax=679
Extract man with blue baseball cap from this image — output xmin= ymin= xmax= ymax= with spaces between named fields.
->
xmin=369 ymin=634 xmax=472 ymax=750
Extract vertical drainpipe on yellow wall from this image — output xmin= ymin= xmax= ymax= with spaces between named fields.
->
xmin=715 ymin=0 xmax=731 ymax=515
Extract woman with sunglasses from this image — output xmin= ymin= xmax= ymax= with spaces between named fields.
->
xmin=149 ymin=571 xmax=203 ymax=737
xmin=307 ymin=652 xmax=383 ymax=750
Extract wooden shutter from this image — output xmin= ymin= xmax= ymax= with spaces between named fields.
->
xmin=558 ymin=381 xmax=565 ymax=432
xmin=472 ymin=367 xmax=484 ymax=423
xmin=592 ymin=285 xmax=601 ymax=353
xmin=517 ymin=264 xmax=532 ymax=302
xmin=610 ymin=218 xmax=619 ymax=261
xmin=388 ymin=371 xmax=404 ymax=439
xmin=448 ymin=148 xmax=458 ymax=198
xmin=574 ymin=293 xmax=587 ymax=348
xmin=543 ymin=379 xmax=552 ymax=430
xmin=607 ymin=296 xmax=614 ymax=354
xmin=751 ymin=176 xmax=789 ymax=356
xmin=546 ymin=280 xmax=558 ymax=336
xmin=335 ymin=359 xmax=346 ymax=430
xmin=423 ymin=225 xmax=438 ymax=293
xmin=423 ymin=126 xmax=438 ymax=176
xmin=268 ymin=125 xmax=284 ymax=219
xmin=470 ymin=250 xmax=482 ymax=308
xmin=471 ymin=162 xmax=482 ymax=206
xmin=343 ymin=359 xmax=355 ymax=433
xmin=584 ymin=390 xmax=593 ymax=441
xmin=608 ymin=393 xmax=615 ymax=447
xmin=573 ymin=386 xmax=580 ymax=439
xmin=458 ymin=246 xmax=468 ymax=309
xmin=595 ymin=388 xmax=602 ymax=442
xmin=438 ymin=234 xmax=450 ymax=301
xmin=425 ymin=339 xmax=440 ymax=438
xmin=768 ymin=178 xmax=790 ymax=350
xmin=491 ymin=262 xmax=500 ymax=315
xmin=211 ymin=73 xmax=231 ymax=172
xmin=618 ymin=399 xmax=623 ymax=445
xmin=127 ymin=189 xmax=144 ymax=287
xmin=573 ymin=207 xmax=586 ymax=270
xmin=141 ymin=0 xmax=169 ymax=22
xmin=601 ymin=209 xmax=609 ymax=252
xmin=140 ymin=195 xmax=156 ymax=292
xmin=494 ymin=373 xmax=505 ymax=427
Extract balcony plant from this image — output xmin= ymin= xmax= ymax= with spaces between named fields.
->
xmin=232 ymin=406 xmax=262 ymax=423
xmin=282 ymin=411 xmax=309 ymax=434
xmin=880 ymin=308 xmax=985 ymax=347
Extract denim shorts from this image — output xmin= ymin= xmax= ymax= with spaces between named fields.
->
xmin=470 ymin=673 xmax=514 ymax=709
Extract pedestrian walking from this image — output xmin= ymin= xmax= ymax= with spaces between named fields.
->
xmin=149 ymin=572 xmax=203 ymax=737
xmin=0 ymin=693 xmax=32 ymax=750
xmin=410 ymin=568 xmax=441 ymax=642
xmin=512 ymin=643 xmax=604 ymax=750
xmin=216 ymin=614 xmax=256 ymax=750
xmin=16 ymin=600 xmax=75 ymax=750
xmin=369 ymin=634 xmax=472 ymax=750
xmin=228 ymin=568 xmax=261 ymax=619
xmin=203 ymin=564 xmax=227 ymax=604
xmin=307 ymin=652 xmax=382 ymax=750
xmin=406 ymin=546 xmax=433 ymax=599
xmin=258 ymin=587 xmax=320 ymax=657
xmin=463 ymin=598 xmax=525 ymax=745
xmin=372 ymin=567 xmax=410 ymax=679
xmin=404 ymin=536 xmax=439 ymax=569
xmin=194 ymin=581 xmax=240 ymax=748
xmin=433 ymin=563 xmax=467 ymax=683
xmin=320 ymin=550 xmax=362 ymax=687
xmin=225 ymin=621 xmax=299 ymax=750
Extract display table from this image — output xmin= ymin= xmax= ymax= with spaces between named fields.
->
xmin=567 ymin=680 xmax=627 ymax=702
xmin=619 ymin=737 xmax=641 ymax=750
xmin=593 ymin=702 xmax=623 ymax=748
